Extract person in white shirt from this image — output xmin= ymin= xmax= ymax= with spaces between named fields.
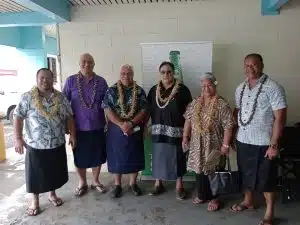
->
xmin=231 ymin=53 xmax=287 ymax=225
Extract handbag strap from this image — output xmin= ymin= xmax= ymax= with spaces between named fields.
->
xmin=226 ymin=156 xmax=232 ymax=172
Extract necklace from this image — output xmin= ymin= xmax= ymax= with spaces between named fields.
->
xmin=195 ymin=96 xmax=218 ymax=134
xmin=155 ymin=79 xmax=180 ymax=109
xmin=76 ymin=72 xmax=97 ymax=109
xmin=238 ymin=75 xmax=267 ymax=126
xmin=117 ymin=80 xmax=138 ymax=119
xmin=31 ymin=86 xmax=60 ymax=120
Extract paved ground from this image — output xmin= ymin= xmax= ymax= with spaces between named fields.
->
xmin=1 ymin=120 xmax=300 ymax=225
xmin=3 ymin=120 xmax=14 ymax=149
xmin=1 ymin=170 xmax=300 ymax=225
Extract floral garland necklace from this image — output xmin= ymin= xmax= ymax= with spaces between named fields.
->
xmin=195 ymin=96 xmax=218 ymax=134
xmin=117 ymin=80 xmax=138 ymax=119
xmin=155 ymin=79 xmax=180 ymax=109
xmin=76 ymin=72 xmax=98 ymax=109
xmin=238 ymin=75 xmax=267 ymax=126
xmin=31 ymin=86 xmax=61 ymax=120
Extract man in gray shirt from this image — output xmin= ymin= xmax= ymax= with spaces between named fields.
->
xmin=231 ymin=53 xmax=287 ymax=225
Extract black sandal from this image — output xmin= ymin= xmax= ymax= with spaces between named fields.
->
xmin=74 ymin=185 xmax=88 ymax=197
xmin=129 ymin=184 xmax=142 ymax=196
xmin=91 ymin=184 xmax=107 ymax=193
xmin=110 ymin=185 xmax=122 ymax=198
xmin=148 ymin=184 xmax=165 ymax=196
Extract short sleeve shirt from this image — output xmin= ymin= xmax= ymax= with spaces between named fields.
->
xmin=235 ymin=74 xmax=287 ymax=146
xmin=14 ymin=90 xmax=73 ymax=149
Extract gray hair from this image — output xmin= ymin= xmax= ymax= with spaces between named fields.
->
xmin=79 ymin=53 xmax=95 ymax=64
xmin=120 ymin=64 xmax=134 ymax=74
xmin=120 ymin=64 xmax=134 ymax=73
xmin=200 ymin=72 xmax=218 ymax=86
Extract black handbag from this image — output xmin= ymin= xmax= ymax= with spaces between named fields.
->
xmin=208 ymin=157 xmax=240 ymax=196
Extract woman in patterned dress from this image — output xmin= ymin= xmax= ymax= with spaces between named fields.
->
xmin=14 ymin=68 xmax=76 ymax=216
xmin=182 ymin=73 xmax=235 ymax=211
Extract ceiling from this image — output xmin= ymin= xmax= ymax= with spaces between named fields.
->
xmin=0 ymin=0 xmax=197 ymax=14
xmin=68 ymin=0 xmax=196 ymax=6
xmin=0 ymin=0 xmax=32 ymax=13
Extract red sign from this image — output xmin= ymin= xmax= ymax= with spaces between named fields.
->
xmin=0 ymin=69 xmax=17 ymax=76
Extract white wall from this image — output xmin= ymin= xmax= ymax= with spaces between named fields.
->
xmin=59 ymin=0 xmax=300 ymax=124
xmin=0 ymin=45 xmax=44 ymax=93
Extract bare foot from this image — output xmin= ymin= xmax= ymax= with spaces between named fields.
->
xmin=192 ymin=197 xmax=206 ymax=205
xmin=48 ymin=191 xmax=64 ymax=207
xmin=259 ymin=219 xmax=273 ymax=225
xmin=27 ymin=202 xmax=40 ymax=216
xmin=207 ymin=199 xmax=221 ymax=212
xmin=231 ymin=202 xmax=255 ymax=212
xmin=260 ymin=209 xmax=274 ymax=225
xmin=48 ymin=197 xmax=64 ymax=207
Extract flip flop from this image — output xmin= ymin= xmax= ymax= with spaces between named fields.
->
xmin=192 ymin=197 xmax=206 ymax=205
xmin=48 ymin=197 xmax=64 ymax=207
xmin=74 ymin=185 xmax=88 ymax=197
xmin=176 ymin=188 xmax=186 ymax=200
xmin=208 ymin=199 xmax=221 ymax=212
xmin=91 ymin=184 xmax=107 ymax=193
xmin=259 ymin=219 xmax=273 ymax=225
xmin=149 ymin=184 xmax=165 ymax=196
xmin=231 ymin=203 xmax=255 ymax=212
xmin=26 ymin=207 xmax=41 ymax=216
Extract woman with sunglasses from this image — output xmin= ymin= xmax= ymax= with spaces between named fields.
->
xmin=147 ymin=61 xmax=192 ymax=200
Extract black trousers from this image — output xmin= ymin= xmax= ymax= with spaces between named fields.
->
xmin=195 ymin=173 xmax=218 ymax=200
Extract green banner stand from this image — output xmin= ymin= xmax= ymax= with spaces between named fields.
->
xmin=142 ymin=137 xmax=153 ymax=177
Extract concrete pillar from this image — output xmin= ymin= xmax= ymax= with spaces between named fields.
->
xmin=0 ymin=121 xmax=6 ymax=161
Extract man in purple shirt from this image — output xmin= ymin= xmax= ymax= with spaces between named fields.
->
xmin=63 ymin=53 xmax=108 ymax=196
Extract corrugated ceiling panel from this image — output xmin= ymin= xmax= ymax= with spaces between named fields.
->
xmin=0 ymin=0 xmax=32 ymax=13
xmin=68 ymin=0 xmax=196 ymax=6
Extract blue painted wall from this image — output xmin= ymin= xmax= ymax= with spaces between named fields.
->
xmin=0 ymin=25 xmax=57 ymax=74
xmin=0 ymin=27 xmax=21 ymax=48
xmin=0 ymin=26 xmax=57 ymax=54
xmin=19 ymin=26 xmax=43 ymax=49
